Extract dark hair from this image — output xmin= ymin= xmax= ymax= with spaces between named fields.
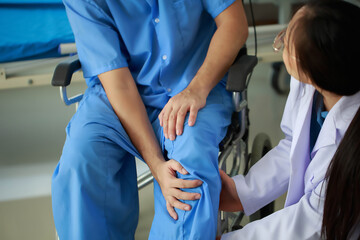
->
xmin=288 ymin=0 xmax=360 ymax=238
xmin=288 ymin=0 xmax=360 ymax=96
xmin=322 ymin=106 xmax=360 ymax=239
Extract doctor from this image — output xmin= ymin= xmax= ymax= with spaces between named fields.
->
xmin=218 ymin=0 xmax=360 ymax=239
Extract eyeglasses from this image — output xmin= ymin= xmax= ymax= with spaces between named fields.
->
xmin=273 ymin=28 xmax=287 ymax=53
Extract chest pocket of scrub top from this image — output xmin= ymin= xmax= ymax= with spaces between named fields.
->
xmin=172 ymin=0 xmax=203 ymax=48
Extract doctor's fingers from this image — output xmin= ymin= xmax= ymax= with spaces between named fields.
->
xmin=220 ymin=170 xmax=236 ymax=190
xmin=219 ymin=169 xmax=230 ymax=182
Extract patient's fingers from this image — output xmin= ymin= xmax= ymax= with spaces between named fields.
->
xmin=162 ymin=117 xmax=169 ymax=140
xmin=159 ymin=104 xmax=168 ymax=127
xmin=168 ymin=159 xmax=188 ymax=175
xmin=166 ymin=202 xmax=178 ymax=220
xmin=172 ymin=178 xmax=203 ymax=189
xmin=161 ymin=106 xmax=171 ymax=139
xmin=176 ymin=106 xmax=188 ymax=136
xmin=188 ymin=106 xmax=198 ymax=126
xmin=173 ymin=189 xmax=201 ymax=201
xmin=158 ymin=110 xmax=163 ymax=126
xmin=169 ymin=196 xmax=192 ymax=212
xmin=167 ymin=107 xmax=179 ymax=141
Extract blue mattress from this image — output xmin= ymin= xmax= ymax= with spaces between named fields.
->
xmin=0 ymin=0 xmax=74 ymax=63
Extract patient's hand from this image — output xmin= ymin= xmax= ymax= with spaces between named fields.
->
xmin=158 ymin=87 xmax=207 ymax=141
xmin=153 ymin=159 xmax=203 ymax=220
xmin=219 ymin=170 xmax=244 ymax=212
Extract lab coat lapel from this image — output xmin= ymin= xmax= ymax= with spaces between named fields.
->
xmin=310 ymin=113 xmax=336 ymax=159
xmin=305 ymin=110 xmax=337 ymax=193
xmin=312 ymin=90 xmax=360 ymax=157
xmin=306 ymin=91 xmax=360 ymax=194
xmin=285 ymin=84 xmax=315 ymax=207
xmin=311 ymin=89 xmax=360 ymax=157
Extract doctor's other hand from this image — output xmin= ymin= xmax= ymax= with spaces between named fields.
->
xmin=219 ymin=169 xmax=243 ymax=212
xmin=153 ymin=159 xmax=203 ymax=220
xmin=158 ymin=86 xmax=207 ymax=141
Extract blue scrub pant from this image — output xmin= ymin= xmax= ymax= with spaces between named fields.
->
xmin=52 ymin=82 xmax=233 ymax=240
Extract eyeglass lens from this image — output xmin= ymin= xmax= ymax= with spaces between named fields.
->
xmin=273 ymin=28 xmax=287 ymax=52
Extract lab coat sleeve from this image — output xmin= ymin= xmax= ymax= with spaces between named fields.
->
xmin=221 ymin=180 xmax=325 ymax=240
xmin=63 ymin=0 xmax=129 ymax=78
xmin=233 ymin=78 xmax=301 ymax=215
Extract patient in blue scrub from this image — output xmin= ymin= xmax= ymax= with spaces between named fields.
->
xmin=51 ymin=0 xmax=249 ymax=239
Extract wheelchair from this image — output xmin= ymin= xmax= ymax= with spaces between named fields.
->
xmin=51 ymin=46 xmax=274 ymax=236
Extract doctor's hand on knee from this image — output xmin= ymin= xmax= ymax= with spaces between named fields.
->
xmin=219 ymin=170 xmax=243 ymax=212
xmin=152 ymin=159 xmax=203 ymax=220
xmin=159 ymin=86 xmax=207 ymax=141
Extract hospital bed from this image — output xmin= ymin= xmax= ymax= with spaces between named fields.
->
xmin=0 ymin=0 xmax=75 ymax=90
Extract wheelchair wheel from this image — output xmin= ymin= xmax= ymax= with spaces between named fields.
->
xmin=249 ymin=133 xmax=274 ymax=222
xmin=271 ymin=62 xmax=290 ymax=95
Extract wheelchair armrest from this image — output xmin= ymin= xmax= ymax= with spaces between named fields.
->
xmin=227 ymin=54 xmax=258 ymax=92
xmin=52 ymin=55 xmax=81 ymax=87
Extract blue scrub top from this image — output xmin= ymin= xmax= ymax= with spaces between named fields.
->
xmin=63 ymin=0 xmax=236 ymax=108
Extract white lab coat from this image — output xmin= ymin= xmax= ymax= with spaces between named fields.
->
xmin=222 ymin=77 xmax=360 ymax=240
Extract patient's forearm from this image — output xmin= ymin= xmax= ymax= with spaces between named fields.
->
xmin=98 ymin=68 xmax=164 ymax=171
xmin=99 ymin=68 xmax=203 ymax=215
